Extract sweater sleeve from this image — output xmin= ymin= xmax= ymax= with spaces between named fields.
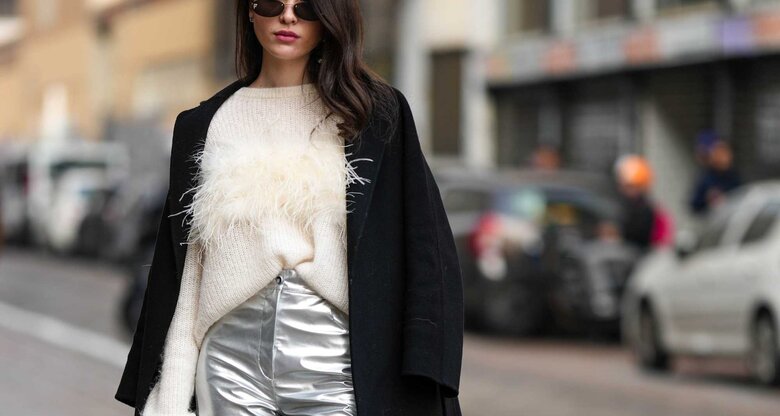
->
xmin=140 ymin=240 xmax=204 ymax=416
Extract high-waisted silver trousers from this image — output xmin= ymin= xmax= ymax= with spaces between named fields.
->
xmin=195 ymin=268 xmax=356 ymax=416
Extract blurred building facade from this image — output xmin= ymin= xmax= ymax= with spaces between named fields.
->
xmin=392 ymin=0 xmax=780 ymax=228
xmin=481 ymin=0 xmax=780 ymax=228
xmin=0 ymin=0 xmax=397 ymax=144
xmin=0 ymin=0 xmax=216 ymax=142
xmin=393 ymin=0 xmax=500 ymax=169
xmin=5 ymin=0 xmax=780 ymax=229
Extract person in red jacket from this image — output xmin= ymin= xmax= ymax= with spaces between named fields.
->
xmin=614 ymin=155 xmax=674 ymax=250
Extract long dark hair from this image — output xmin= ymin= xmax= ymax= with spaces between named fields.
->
xmin=234 ymin=0 xmax=399 ymax=142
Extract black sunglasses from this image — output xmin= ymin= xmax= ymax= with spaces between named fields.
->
xmin=250 ymin=0 xmax=319 ymax=21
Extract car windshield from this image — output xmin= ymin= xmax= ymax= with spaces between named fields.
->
xmin=493 ymin=186 xmax=611 ymax=233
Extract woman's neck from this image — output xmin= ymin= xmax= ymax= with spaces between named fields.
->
xmin=252 ymin=54 xmax=311 ymax=88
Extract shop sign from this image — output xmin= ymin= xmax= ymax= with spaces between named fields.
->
xmin=543 ymin=41 xmax=576 ymax=75
xmin=753 ymin=12 xmax=780 ymax=48
xmin=624 ymin=27 xmax=660 ymax=64
xmin=721 ymin=17 xmax=755 ymax=55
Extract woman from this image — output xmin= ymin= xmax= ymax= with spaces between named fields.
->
xmin=114 ymin=1 xmax=464 ymax=415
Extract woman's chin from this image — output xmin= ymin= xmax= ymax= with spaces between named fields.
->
xmin=263 ymin=46 xmax=312 ymax=62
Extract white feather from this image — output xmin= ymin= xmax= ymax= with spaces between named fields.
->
xmin=180 ymin=113 xmax=371 ymax=252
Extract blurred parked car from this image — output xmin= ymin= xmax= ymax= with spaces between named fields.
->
xmin=79 ymin=180 xmax=167 ymax=262
xmin=26 ymin=138 xmax=128 ymax=249
xmin=46 ymin=169 xmax=114 ymax=255
xmin=116 ymin=185 xmax=168 ymax=334
xmin=623 ymin=181 xmax=780 ymax=386
xmin=436 ymin=168 xmax=639 ymax=337
xmin=0 ymin=142 xmax=31 ymax=244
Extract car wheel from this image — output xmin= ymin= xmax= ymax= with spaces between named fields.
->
xmin=636 ymin=304 xmax=669 ymax=371
xmin=749 ymin=313 xmax=780 ymax=386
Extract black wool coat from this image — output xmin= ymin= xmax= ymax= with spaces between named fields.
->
xmin=114 ymin=78 xmax=465 ymax=416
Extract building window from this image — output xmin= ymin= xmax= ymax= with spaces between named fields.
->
xmin=213 ymin=0 xmax=237 ymax=80
xmin=593 ymin=0 xmax=630 ymax=19
xmin=579 ymin=0 xmax=630 ymax=24
xmin=0 ymin=0 xmax=16 ymax=16
xmin=507 ymin=0 xmax=550 ymax=34
xmin=430 ymin=49 xmax=465 ymax=157
xmin=656 ymin=0 xmax=722 ymax=12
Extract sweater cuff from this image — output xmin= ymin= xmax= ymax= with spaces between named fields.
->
xmin=140 ymin=378 xmax=197 ymax=416
xmin=141 ymin=242 xmax=202 ymax=416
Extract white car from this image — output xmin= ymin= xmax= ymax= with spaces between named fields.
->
xmin=622 ymin=181 xmax=780 ymax=386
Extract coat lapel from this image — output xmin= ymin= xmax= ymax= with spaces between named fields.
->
xmin=343 ymin=119 xmax=386 ymax=272
xmin=168 ymin=78 xmax=386 ymax=279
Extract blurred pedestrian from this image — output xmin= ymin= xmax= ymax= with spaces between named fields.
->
xmin=694 ymin=130 xmax=718 ymax=166
xmin=614 ymin=155 xmax=674 ymax=251
xmin=115 ymin=1 xmax=463 ymax=416
xmin=690 ymin=139 xmax=742 ymax=215
xmin=531 ymin=145 xmax=561 ymax=171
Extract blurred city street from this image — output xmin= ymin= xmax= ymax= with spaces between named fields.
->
xmin=6 ymin=0 xmax=780 ymax=414
xmin=2 ymin=246 xmax=780 ymax=416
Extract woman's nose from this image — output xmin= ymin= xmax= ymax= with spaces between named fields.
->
xmin=280 ymin=3 xmax=297 ymax=23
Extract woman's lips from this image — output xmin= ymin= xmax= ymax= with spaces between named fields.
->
xmin=274 ymin=30 xmax=300 ymax=42
xmin=275 ymin=33 xmax=298 ymax=42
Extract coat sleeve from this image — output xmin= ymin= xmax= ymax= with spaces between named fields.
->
xmin=115 ymin=194 xmax=174 ymax=407
xmin=114 ymin=268 xmax=148 ymax=407
xmin=397 ymin=89 xmax=464 ymax=398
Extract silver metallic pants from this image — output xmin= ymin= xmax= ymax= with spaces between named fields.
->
xmin=195 ymin=268 xmax=356 ymax=416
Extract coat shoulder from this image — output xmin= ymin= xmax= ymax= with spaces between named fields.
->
xmin=362 ymin=85 xmax=410 ymax=147
xmin=389 ymin=86 xmax=409 ymax=108
xmin=171 ymin=77 xmax=239 ymax=141
xmin=174 ymin=78 xmax=247 ymax=126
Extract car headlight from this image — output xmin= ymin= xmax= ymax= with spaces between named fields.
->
xmin=477 ymin=250 xmax=507 ymax=281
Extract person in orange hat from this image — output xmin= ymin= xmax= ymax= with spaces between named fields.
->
xmin=614 ymin=155 xmax=674 ymax=250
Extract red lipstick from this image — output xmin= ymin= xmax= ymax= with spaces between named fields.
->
xmin=274 ymin=30 xmax=300 ymax=42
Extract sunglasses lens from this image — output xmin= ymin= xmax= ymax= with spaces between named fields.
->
xmin=253 ymin=0 xmax=283 ymax=17
xmin=295 ymin=2 xmax=319 ymax=21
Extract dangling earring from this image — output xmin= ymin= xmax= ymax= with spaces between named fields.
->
xmin=249 ymin=14 xmax=254 ymax=23
xmin=317 ymin=39 xmax=325 ymax=64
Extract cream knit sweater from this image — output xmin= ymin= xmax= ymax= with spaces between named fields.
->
xmin=141 ymin=83 xmax=369 ymax=416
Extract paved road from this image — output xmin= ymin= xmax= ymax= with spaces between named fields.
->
xmin=0 ymin=247 xmax=131 ymax=416
xmin=1 ymin=247 xmax=779 ymax=416
xmin=460 ymin=335 xmax=780 ymax=416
